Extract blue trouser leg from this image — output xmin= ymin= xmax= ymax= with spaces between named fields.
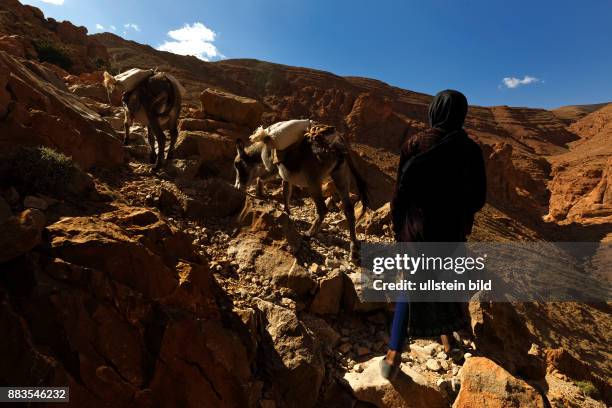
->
xmin=389 ymin=301 xmax=410 ymax=351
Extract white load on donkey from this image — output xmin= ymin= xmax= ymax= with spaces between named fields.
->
xmin=249 ymin=119 xmax=313 ymax=171
xmin=103 ymin=68 xmax=185 ymax=171
xmin=249 ymin=119 xmax=313 ymax=149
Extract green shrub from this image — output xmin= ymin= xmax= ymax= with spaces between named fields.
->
xmin=33 ymin=40 xmax=73 ymax=71
xmin=0 ymin=146 xmax=90 ymax=197
xmin=574 ymin=380 xmax=599 ymax=399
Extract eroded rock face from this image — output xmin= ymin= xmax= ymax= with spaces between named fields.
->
xmin=0 ymin=207 xmax=257 ymax=408
xmin=453 ymin=357 xmax=546 ymax=408
xmin=480 ymin=141 xmax=550 ymax=218
xmin=0 ymin=51 xmax=123 ymax=169
xmin=546 ymin=104 xmax=612 ymax=225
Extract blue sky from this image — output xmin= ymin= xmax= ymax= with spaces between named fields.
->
xmin=22 ymin=0 xmax=612 ymax=108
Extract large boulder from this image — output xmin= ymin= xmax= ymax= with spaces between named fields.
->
xmin=344 ymin=356 xmax=446 ymax=408
xmin=227 ymin=234 xmax=305 ymax=294
xmin=0 ymin=204 xmax=257 ymax=407
xmin=453 ymin=357 xmax=546 ymax=408
xmin=469 ymin=302 xmax=546 ymax=380
xmin=0 ymin=51 xmax=123 ymax=169
xmin=255 ymin=299 xmax=325 ymax=408
xmin=358 ymin=201 xmax=391 ymax=235
xmin=271 ymin=260 xmax=317 ymax=297
xmin=200 ymin=88 xmax=264 ymax=128
xmin=47 ymin=215 xmax=178 ymax=299
xmin=237 ymin=198 xmax=302 ymax=249
xmin=174 ymin=131 xmax=236 ymax=161
xmin=309 ymin=269 xmax=344 ymax=315
xmin=70 ymin=82 xmax=121 ymax=105
xmin=174 ymin=131 xmax=237 ymax=179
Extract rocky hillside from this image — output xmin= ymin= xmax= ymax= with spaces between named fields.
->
xmin=552 ymin=103 xmax=610 ymax=125
xmin=546 ymin=104 xmax=612 ymax=227
xmin=0 ymin=1 xmax=610 ymax=407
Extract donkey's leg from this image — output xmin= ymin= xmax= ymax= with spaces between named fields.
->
xmin=305 ymin=182 xmax=328 ymax=238
xmin=146 ymin=126 xmax=157 ymax=164
xmin=166 ymin=123 xmax=178 ymax=161
xmin=147 ymin=115 xmax=166 ymax=171
xmin=123 ymin=113 xmax=132 ymax=145
xmin=255 ymin=177 xmax=264 ymax=197
xmin=332 ymin=164 xmax=359 ymax=260
xmin=282 ymin=180 xmax=293 ymax=215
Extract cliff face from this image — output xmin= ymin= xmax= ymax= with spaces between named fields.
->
xmin=0 ymin=1 xmax=610 ymax=407
xmin=547 ymin=104 xmax=612 ymax=227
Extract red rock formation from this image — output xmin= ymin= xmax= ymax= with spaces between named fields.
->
xmin=453 ymin=357 xmax=546 ymax=408
xmin=0 ymin=208 xmax=257 ymax=407
xmin=546 ymin=104 xmax=612 ymax=224
xmin=0 ymin=51 xmax=123 ymax=169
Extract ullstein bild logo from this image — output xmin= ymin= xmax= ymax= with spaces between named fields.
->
xmin=360 ymin=242 xmax=612 ymax=303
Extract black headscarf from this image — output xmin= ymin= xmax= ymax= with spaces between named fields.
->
xmin=428 ymin=89 xmax=468 ymax=132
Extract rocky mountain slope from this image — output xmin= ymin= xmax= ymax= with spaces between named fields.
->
xmin=552 ymin=102 xmax=610 ymax=125
xmin=0 ymin=1 xmax=610 ymax=407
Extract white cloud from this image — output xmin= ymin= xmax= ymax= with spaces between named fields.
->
xmin=157 ymin=22 xmax=223 ymax=61
xmin=124 ymin=23 xmax=140 ymax=32
xmin=501 ymin=75 xmax=539 ymax=89
xmin=95 ymin=24 xmax=104 ymax=31
xmin=110 ymin=25 xmax=116 ymax=31
xmin=39 ymin=0 xmax=64 ymax=4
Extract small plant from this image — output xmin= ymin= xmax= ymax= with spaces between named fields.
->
xmin=0 ymin=146 xmax=90 ymax=197
xmin=574 ymin=380 xmax=599 ymax=399
xmin=33 ymin=40 xmax=73 ymax=71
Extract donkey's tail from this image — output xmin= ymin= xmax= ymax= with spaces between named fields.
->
xmin=344 ymin=144 xmax=371 ymax=217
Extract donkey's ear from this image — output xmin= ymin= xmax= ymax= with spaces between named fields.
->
xmin=103 ymin=71 xmax=116 ymax=89
xmin=235 ymin=138 xmax=245 ymax=152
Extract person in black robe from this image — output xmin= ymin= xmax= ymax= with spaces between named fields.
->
xmin=380 ymin=89 xmax=487 ymax=379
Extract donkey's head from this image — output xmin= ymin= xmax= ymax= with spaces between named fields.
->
xmin=234 ymin=139 xmax=264 ymax=191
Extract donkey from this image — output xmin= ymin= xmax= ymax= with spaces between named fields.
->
xmin=103 ymin=71 xmax=183 ymax=171
xmin=234 ymin=130 xmax=370 ymax=259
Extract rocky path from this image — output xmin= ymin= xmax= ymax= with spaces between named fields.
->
xmin=88 ymin=144 xmax=606 ymax=407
